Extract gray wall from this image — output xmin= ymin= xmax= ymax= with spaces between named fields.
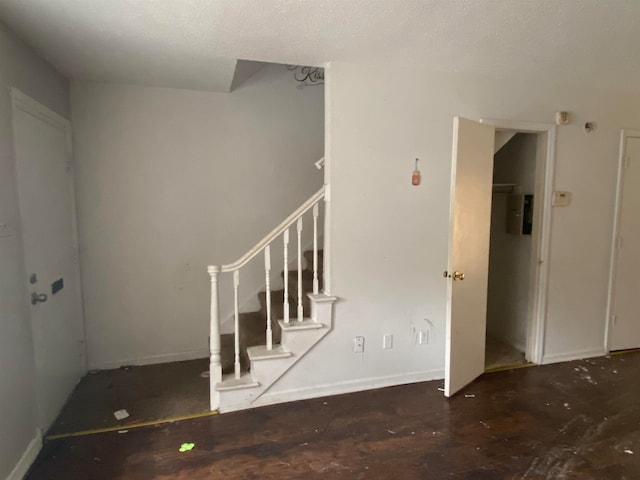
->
xmin=264 ymin=61 xmax=640 ymax=401
xmin=71 ymin=64 xmax=324 ymax=369
xmin=0 ymin=21 xmax=69 ymax=479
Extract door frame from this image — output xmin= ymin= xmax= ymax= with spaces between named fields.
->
xmin=604 ymin=129 xmax=640 ymax=353
xmin=10 ymin=88 xmax=87 ymax=423
xmin=480 ymin=119 xmax=557 ymax=365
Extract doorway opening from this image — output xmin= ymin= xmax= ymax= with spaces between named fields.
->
xmin=485 ymin=131 xmax=541 ymax=371
xmin=445 ymin=117 xmax=555 ymax=396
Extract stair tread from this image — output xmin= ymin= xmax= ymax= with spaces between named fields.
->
xmin=278 ymin=318 xmax=324 ymax=331
xmin=216 ymin=373 xmax=260 ymax=391
xmin=304 ymin=249 xmax=324 ymax=260
xmin=247 ymin=344 xmax=293 ymax=361
xmin=281 ymin=269 xmax=317 ymax=279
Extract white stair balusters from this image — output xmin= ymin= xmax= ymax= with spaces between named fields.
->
xmin=283 ymin=229 xmax=289 ymax=324
xmin=207 ymin=184 xmax=326 ymax=411
xmin=297 ymin=217 xmax=304 ymax=323
xmin=233 ymin=270 xmax=241 ymax=379
xmin=265 ymin=245 xmax=273 ymax=350
xmin=313 ymin=203 xmax=319 ymax=295
xmin=208 ymin=265 xmax=222 ymax=411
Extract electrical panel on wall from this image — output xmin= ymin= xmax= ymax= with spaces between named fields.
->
xmin=506 ymin=194 xmax=534 ymax=235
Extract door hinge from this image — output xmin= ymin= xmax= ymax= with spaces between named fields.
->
xmin=611 ymin=314 xmax=617 ymax=326
xmin=617 ymin=236 xmax=623 ymax=250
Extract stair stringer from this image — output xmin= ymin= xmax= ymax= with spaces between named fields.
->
xmin=217 ymin=293 xmax=337 ymax=413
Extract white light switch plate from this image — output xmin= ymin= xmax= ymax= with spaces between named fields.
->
xmin=552 ymin=191 xmax=572 ymax=207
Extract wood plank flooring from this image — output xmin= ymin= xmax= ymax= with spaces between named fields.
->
xmin=28 ymin=352 xmax=640 ymax=479
xmin=48 ymin=358 xmax=210 ymax=436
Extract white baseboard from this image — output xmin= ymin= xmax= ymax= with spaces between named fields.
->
xmin=542 ymin=347 xmax=606 ymax=365
xmin=253 ymin=368 xmax=445 ymax=408
xmin=7 ymin=430 xmax=42 ymax=480
xmin=88 ymin=348 xmax=209 ymax=371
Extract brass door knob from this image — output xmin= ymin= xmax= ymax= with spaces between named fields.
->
xmin=453 ymin=271 xmax=465 ymax=281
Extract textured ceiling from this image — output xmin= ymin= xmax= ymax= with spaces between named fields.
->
xmin=1 ymin=0 xmax=639 ymax=91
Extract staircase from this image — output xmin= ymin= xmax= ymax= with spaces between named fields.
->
xmin=207 ymin=186 xmax=337 ymax=413
xmin=219 ymin=249 xmax=324 ymax=374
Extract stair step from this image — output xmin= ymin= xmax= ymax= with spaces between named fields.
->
xmin=278 ymin=318 xmax=324 ymax=331
xmin=303 ymin=249 xmax=324 ymax=268
xmin=282 ymin=268 xmax=323 ymax=287
xmin=247 ymin=344 xmax=293 ymax=361
xmin=258 ymin=289 xmax=292 ymax=312
xmin=216 ymin=373 xmax=260 ymax=392
xmin=221 ymin=333 xmax=234 ymax=374
xmin=280 ymin=270 xmax=322 ymax=313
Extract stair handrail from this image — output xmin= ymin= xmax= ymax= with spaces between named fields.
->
xmin=216 ymin=186 xmax=325 ymax=273
xmin=208 ymin=185 xmax=325 ymax=411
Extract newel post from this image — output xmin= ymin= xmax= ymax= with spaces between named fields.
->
xmin=208 ymin=265 xmax=222 ymax=411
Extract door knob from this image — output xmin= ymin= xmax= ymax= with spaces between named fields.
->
xmin=31 ymin=292 xmax=48 ymax=305
xmin=453 ymin=271 xmax=465 ymax=281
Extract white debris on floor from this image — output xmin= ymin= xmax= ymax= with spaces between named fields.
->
xmin=113 ymin=409 xmax=130 ymax=420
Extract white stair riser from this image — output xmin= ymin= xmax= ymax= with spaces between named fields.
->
xmin=281 ymin=327 xmax=326 ymax=353
xmin=250 ymin=355 xmax=296 ymax=380
xmin=218 ymin=294 xmax=337 ymax=413
xmin=219 ymin=387 xmax=262 ymax=412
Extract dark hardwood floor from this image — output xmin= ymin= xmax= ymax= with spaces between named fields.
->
xmin=28 ymin=352 xmax=640 ymax=479
xmin=48 ymin=358 xmax=210 ymax=436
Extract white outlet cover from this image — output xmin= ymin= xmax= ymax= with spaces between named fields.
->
xmin=353 ymin=336 xmax=365 ymax=353
xmin=383 ymin=334 xmax=393 ymax=349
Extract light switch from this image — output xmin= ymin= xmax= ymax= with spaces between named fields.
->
xmin=552 ymin=191 xmax=572 ymax=207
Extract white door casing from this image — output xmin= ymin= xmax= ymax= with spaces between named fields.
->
xmin=11 ymin=89 xmax=86 ymax=430
xmin=444 ymin=117 xmax=495 ymax=397
xmin=607 ymin=133 xmax=640 ymax=351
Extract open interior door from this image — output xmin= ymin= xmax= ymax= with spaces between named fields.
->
xmin=444 ymin=117 xmax=495 ymax=397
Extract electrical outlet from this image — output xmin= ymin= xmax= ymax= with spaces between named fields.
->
xmin=353 ymin=336 xmax=365 ymax=353
xmin=383 ymin=334 xmax=393 ymax=349
xmin=418 ymin=329 xmax=429 ymax=345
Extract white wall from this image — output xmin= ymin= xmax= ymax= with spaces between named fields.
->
xmin=266 ymin=61 xmax=640 ymax=399
xmin=486 ymin=134 xmax=537 ymax=350
xmin=71 ymin=64 xmax=324 ymax=369
xmin=0 ymin=21 xmax=69 ymax=480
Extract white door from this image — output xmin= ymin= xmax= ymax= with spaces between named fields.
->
xmin=610 ymin=136 xmax=640 ymax=350
xmin=12 ymin=91 xmax=85 ymax=430
xmin=444 ymin=117 xmax=495 ymax=396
